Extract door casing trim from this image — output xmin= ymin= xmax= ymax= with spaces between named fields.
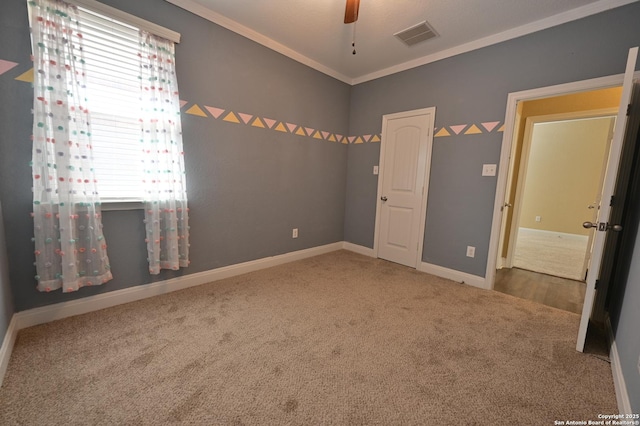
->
xmin=486 ymin=72 xmax=639 ymax=290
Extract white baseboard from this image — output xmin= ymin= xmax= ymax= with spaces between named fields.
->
xmin=342 ymin=242 xmax=375 ymax=257
xmin=605 ymin=316 xmax=632 ymax=414
xmin=341 ymin=243 xmax=488 ymax=289
xmin=418 ymin=262 xmax=488 ymax=289
xmin=14 ymin=242 xmax=343 ymax=330
xmin=0 ymin=315 xmax=18 ymax=388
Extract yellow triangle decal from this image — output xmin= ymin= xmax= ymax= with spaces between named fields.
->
xmin=223 ymin=112 xmax=241 ymax=123
xmin=15 ymin=68 xmax=34 ymax=83
xmin=354 ymin=136 xmax=364 ymax=144
xmin=370 ymin=135 xmax=381 ymax=142
xmin=313 ymin=130 xmax=323 ymax=139
xmin=251 ymin=117 xmax=265 ymax=128
xmin=295 ymin=127 xmax=306 ymax=136
xmin=435 ymin=128 xmax=451 ymax=137
xmin=328 ymin=134 xmax=337 ymax=142
xmin=464 ymin=124 xmax=483 ymax=135
xmin=185 ymin=104 xmax=207 ymax=117
xmin=498 ymin=124 xmax=505 ymax=132
xmin=275 ymin=122 xmax=288 ymax=132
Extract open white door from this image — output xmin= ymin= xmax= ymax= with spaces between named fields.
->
xmin=576 ymin=47 xmax=638 ymax=352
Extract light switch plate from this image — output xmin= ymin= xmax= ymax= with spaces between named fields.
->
xmin=482 ymin=164 xmax=497 ymax=176
xmin=466 ymin=246 xmax=475 ymax=258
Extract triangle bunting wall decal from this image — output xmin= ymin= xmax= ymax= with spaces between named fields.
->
xmin=481 ymin=121 xmax=500 ymax=132
xmin=464 ymin=124 xmax=483 ymax=135
xmin=449 ymin=124 xmax=467 ymax=135
xmin=251 ymin=117 xmax=266 ymax=128
xmin=204 ymin=106 xmax=225 ymax=119
xmin=238 ymin=113 xmax=253 ymax=124
xmin=185 ymin=104 xmax=207 ymax=117
xmin=14 ymin=68 xmax=34 ymax=83
xmin=0 ymin=60 xmax=18 ymax=76
xmin=223 ymin=112 xmax=241 ymax=123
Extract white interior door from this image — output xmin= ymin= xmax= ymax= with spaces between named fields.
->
xmin=581 ymin=118 xmax=615 ymax=280
xmin=374 ymin=108 xmax=435 ymax=268
xmin=576 ymin=47 xmax=638 ymax=352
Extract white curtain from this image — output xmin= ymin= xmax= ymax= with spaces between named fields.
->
xmin=139 ymin=31 xmax=190 ymax=274
xmin=29 ymin=0 xmax=112 ymax=292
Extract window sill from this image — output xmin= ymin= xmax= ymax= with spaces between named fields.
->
xmin=100 ymin=201 xmax=144 ymax=211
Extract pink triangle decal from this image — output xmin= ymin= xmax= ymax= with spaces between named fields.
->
xmin=263 ymin=118 xmax=276 ymax=129
xmin=305 ymin=127 xmax=315 ymax=136
xmin=363 ymin=134 xmax=372 ymax=142
xmin=0 ymin=60 xmax=18 ymax=76
xmin=286 ymin=122 xmax=298 ymax=133
xmin=481 ymin=121 xmax=500 ymax=132
xmin=238 ymin=113 xmax=253 ymax=124
xmin=321 ymin=131 xmax=330 ymax=139
xmin=179 ymin=100 xmax=188 ymax=109
xmin=348 ymin=136 xmax=356 ymax=143
xmin=450 ymin=125 xmax=467 ymax=135
xmin=204 ymin=106 xmax=225 ymax=119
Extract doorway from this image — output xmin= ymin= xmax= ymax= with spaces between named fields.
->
xmin=510 ymin=115 xmax=616 ymax=281
xmin=494 ymin=88 xmax=622 ymax=313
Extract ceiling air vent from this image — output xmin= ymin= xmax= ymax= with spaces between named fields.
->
xmin=394 ymin=21 xmax=438 ymax=47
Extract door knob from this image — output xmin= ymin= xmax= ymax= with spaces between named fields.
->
xmin=582 ymin=221 xmax=623 ymax=232
xmin=380 ymin=196 xmax=388 ymax=202
xmin=504 ymin=202 xmax=512 ymax=208
xmin=587 ymin=203 xmax=597 ymax=209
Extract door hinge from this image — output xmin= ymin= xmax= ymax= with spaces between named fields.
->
xmin=595 ymin=279 xmax=599 ymax=289
xmin=610 ymin=195 xmax=615 ymax=207
xmin=627 ymin=104 xmax=632 ymax=116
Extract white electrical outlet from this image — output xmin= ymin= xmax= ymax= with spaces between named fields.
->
xmin=535 ymin=216 xmax=541 ymax=222
xmin=466 ymin=246 xmax=475 ymax=258
xmin=373 ymin=166 xmax=379 ymax=175
xmin=292 ymin=228 xmax=298 ymax=238
xmin=482 ymin=164 xmax=497 ymax=176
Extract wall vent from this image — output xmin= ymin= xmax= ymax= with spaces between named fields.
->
xmin=394 ymin=21 xmax=438 ymax=47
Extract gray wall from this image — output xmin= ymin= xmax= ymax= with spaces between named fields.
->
xmin=1 ymin=0 xmax=640 ymax=409
xmin=0 ymin=0 xmax=350 ymax=311
xmin=0 ymin=201 xmax=14 ymax=340
xmin=345 ymin=2 xmax=640 ymax=277
xmin=613 ymin=216 xmax=640 ymax=412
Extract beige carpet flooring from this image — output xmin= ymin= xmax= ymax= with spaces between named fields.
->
xmin=514 ymin=228 xmax=589 ymax=281
xmin=0 ymin=250 xmax=616 ymax=425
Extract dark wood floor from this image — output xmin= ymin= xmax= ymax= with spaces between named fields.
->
xmin=494 ymin=268 xmax=586 ymax=314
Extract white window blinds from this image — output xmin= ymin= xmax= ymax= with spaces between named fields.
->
xmin=75 ymin=7 xmax=144 ymax=201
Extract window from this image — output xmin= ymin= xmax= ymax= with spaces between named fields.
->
xmin=79 ymin=8 xmax=143 ymax=201
xmin=29 ymin=0 xmax=190 ymax=283
xmin=62 ymin=0 xmax=182 ymax=203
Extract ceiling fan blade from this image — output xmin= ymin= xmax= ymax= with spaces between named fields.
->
xmin=344 ymin=0 xmax=360 ymax=24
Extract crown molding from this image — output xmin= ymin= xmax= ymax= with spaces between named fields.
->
xmin=165 ymin=0 xmax=637 ymax=86
xmin=165 ymin=0 xmax=353 ymax=84
xmin=352 ymin=0 xmax=639 ymax=85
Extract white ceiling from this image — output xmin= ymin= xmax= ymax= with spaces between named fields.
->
xmin=166 ymin=0 xmax=637 ymax=85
